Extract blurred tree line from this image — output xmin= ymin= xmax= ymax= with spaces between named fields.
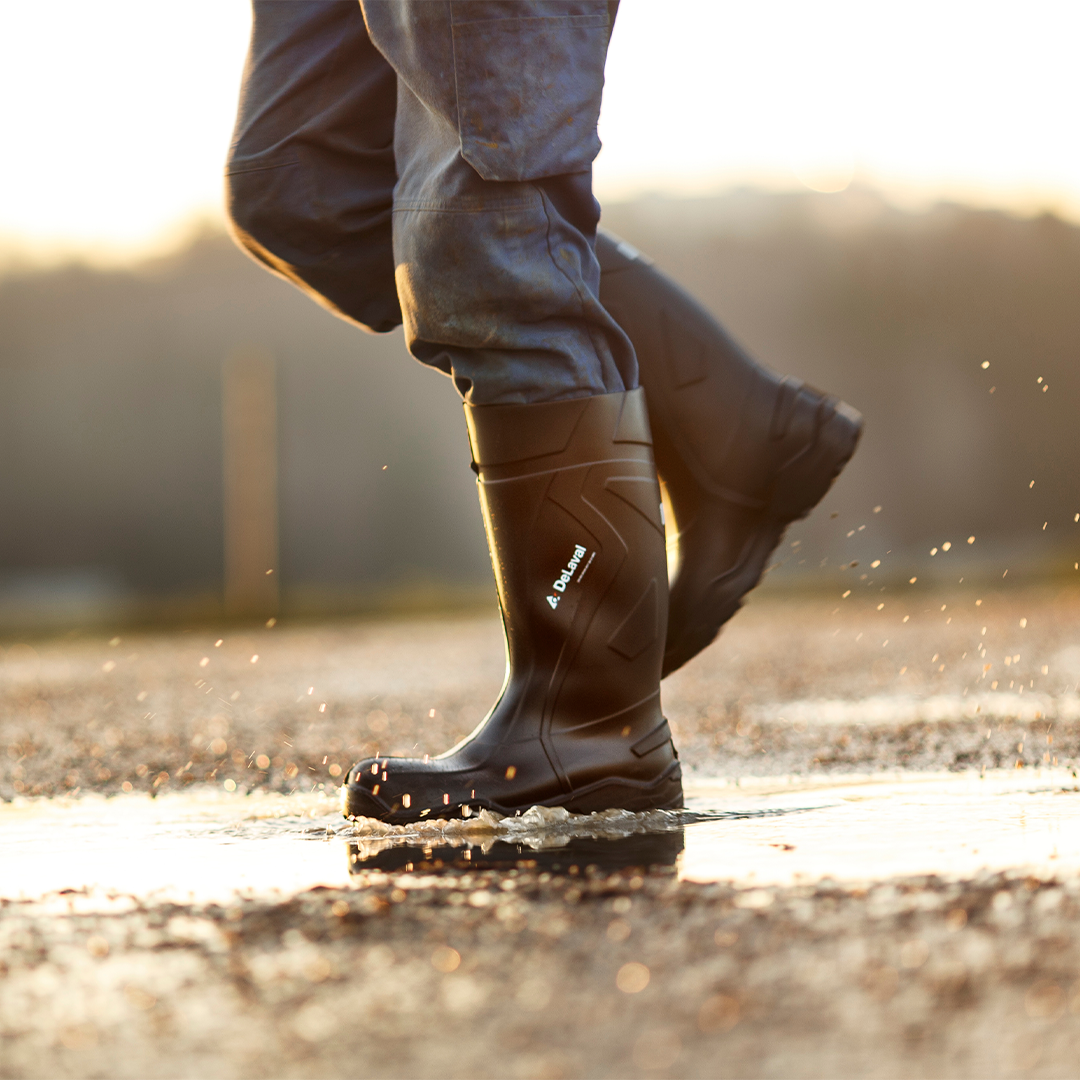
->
xmin=1 ymin=189 xmax=1077 ymax=626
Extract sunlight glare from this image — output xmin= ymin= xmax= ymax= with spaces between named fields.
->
xmin=6 ymin=0 xmax=1080 ymax=260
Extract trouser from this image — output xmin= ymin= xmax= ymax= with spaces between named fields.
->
xmin=226 ymin=0 xmax=635 ymax=405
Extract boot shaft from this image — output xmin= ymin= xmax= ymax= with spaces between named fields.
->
xmin=597 ymin=232 xmax=835 ymax=507
xmin=465 ymin=389 xmax=669 ymax=756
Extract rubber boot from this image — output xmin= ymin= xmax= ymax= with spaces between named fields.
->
xmin=596 ymin=233 xmax=863 ymax=678
xmin=343 ymin=388 xmax=683 ymax=824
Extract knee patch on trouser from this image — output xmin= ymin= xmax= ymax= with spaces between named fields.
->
xmin=393 ymin=180 xmax=628 ymax=405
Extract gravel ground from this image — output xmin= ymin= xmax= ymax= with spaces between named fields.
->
xmin=3 ymin=586 xmax=1080 ymax=1078
xmin=3 ymin=583 xmax=1080 ymax=800
xmin=3 ymin=869 xmax=1080 ymax=1078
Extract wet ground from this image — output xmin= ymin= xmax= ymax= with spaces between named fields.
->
xmin=3 ymin=587 xmax=1080 ymax=1077
xmin=4 ymin=583 xmax=1080 ymax=803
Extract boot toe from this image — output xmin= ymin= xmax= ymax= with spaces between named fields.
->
xmin=341 ymin=760 xmax=401 ymax=820
xmin=342 ymin=780 xmax=390 ymax=821
xmin=342 ymin=758 xmax=462 ymax=822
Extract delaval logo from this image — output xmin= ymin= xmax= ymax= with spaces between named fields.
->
xmin=546 ymin=544 xmax=588 ymax=609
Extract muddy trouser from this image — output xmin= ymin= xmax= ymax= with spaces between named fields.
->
xmin=226 ymin=0 xmax=635 ymax=405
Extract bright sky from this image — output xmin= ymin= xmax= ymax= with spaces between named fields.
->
xmin=3 ymin=1 xmax=1080 ymax=263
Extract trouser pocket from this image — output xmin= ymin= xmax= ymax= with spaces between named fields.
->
xmin=451 ymin=7 xmax=611 ymax=181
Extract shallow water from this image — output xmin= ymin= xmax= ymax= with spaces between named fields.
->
xmin=1 ymin=771 xmax=1078 ymax=903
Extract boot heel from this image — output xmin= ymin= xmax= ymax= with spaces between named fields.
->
xmin=768 ymin=399 xmax=862 ymax=521
xmin=563 ymin=762 xmax=684 ymax=814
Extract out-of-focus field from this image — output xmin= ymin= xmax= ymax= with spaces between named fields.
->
xmin=3 ymin=587 xmax=1080 ymax=1079
xmin=3 ymin=584 xmax=1079 ymax=800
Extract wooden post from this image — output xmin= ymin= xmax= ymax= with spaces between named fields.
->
xmin=222 ymin=347 xmax=279 ymax=617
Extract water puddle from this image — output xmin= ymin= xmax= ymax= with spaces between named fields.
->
xmin=343 ymin=802 xmax=810 ymax=875
xmin=0 ymin=789 xmax=347 ymax=904
xmin=0 ymin=771 xmax=1077 ymax=903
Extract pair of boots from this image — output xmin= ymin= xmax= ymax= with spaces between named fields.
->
xmin=344 ymin=236 xmax=862 ymax=823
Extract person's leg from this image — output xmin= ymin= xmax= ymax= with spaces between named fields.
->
xmin=226 ymin=0 xmax=401 ymax=333
xmin=343 ymin=1 xmax=679 ymax=822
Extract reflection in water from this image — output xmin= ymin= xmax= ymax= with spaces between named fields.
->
xmin=348 ymin=831 xmax=686 ymax=875
xmin=344 ymin=805 xmax=815 ymax=876
xmin=3 ymin=772 xmax=1077 ymax=903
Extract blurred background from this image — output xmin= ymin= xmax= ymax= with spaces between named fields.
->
xmin=2 ymin=0 xmax=1079 ymax=631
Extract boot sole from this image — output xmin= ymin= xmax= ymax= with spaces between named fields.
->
xmin=662 ymin=400 xmax=863 ymax=678
xmin=343 ymin=760 xmax=684 ymax=825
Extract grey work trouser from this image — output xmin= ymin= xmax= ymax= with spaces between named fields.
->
xmin=226 ymin=1 xmax=636 ymax=405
